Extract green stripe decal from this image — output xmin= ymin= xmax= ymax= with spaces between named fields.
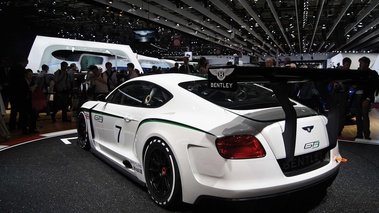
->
xmin=82 ymin=109 xmax=215 ymax=136
xmin=139 ymin=118 xmax=215 ymax=136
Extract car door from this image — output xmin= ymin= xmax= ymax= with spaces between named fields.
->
xmin=92 ymin=81 xmax=158 ymax=165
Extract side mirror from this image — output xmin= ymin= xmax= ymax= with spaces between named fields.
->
xmin=96 ymin=94 xmax=107 ymax=101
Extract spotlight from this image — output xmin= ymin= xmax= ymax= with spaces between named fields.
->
xmin=108 ymin=0 xmax=113 ymax=4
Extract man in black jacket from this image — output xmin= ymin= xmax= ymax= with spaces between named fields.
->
xmin=51 ymin=61 xmax=73 ymax=122
xmin=354 ymin=56 xmax=378 ymax=140
xmin=179 ymin=57 xmax=195 ymax=74
xmin=20 ymin=69 xmax=38 ymax=134
xmin=8 ymin=57 xmax=28 ymax=130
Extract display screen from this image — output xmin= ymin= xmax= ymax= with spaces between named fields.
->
xmin=133 ymin=29 xmax=159 ymax=43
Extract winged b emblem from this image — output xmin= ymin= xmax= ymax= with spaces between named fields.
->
xmin=209 ymin=68 xmax=234 ymax=81
xmin=302 ymin=126 xmax=314 ymax=133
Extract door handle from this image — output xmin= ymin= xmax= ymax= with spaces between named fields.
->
xmin=123 ymin=116 xmax=135 ymax=123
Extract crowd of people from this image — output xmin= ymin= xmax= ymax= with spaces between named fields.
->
xmin=0 ymin=55 xmax=378 ymax=142
xmin=0 ymin=57 xmax=143 ymax=140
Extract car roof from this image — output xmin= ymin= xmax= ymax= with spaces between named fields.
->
xmin=117 ymin=73 xmax=207 ymax=101
xmin=130 ymin=73 xmax=205 ymax=84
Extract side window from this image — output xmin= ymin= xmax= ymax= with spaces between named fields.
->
xmin=80 ymin=55 xmax=104 ymax=71
xmin=107 ymin=89 xmax=123 ymax=104
xmin=107 ymin=81 xmax=172 ymax=108
xmin=144 ymin=87 xmax=171 ymax=107
xmin=121 ymin=83 xmax=147 ymax=106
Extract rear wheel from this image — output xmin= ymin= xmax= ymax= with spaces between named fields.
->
xmin=77 ymin=112 xmax=90 ymax=150
xmin=144 ymin=138 xmax=182 ymax=210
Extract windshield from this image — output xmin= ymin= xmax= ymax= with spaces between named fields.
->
xmin=179 ymin=80 xmax=282 ymax=110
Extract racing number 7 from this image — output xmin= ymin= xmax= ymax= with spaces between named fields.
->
xmin=115 ymin=125 xmax=122 ymax=143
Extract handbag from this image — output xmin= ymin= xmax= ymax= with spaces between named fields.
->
xmin=32 ymin=89 xmax=47 ymax=111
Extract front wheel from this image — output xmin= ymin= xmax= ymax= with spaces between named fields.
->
xmin=144 ymin=138 xmax=182 ymax=210
xmin=77 ymin=112 xmax=90 ymax=150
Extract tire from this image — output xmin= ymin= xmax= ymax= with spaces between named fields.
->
xmin=144 ymin=138 xmax=182 ymax=210
xmin=77 ymin=112 xmax=90 ymax=150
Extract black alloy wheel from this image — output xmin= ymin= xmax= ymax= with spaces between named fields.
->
xmin=144 ymin=138 xmax=182 ymax=210
xmin=77 ymin=112 xmax=90 ymax=150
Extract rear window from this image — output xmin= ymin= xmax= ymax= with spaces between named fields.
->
xmin=179 ymin=80 xmax=281 ymax=110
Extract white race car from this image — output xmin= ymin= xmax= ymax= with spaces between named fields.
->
xmin=77 ymin=67 xmax=346 ymax=210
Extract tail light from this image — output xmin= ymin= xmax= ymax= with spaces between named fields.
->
xmin=216 ymin=135 xmax=266 ymax=159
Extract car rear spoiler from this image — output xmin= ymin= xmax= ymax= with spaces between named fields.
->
xmin=208 ymin=66 xmax=372 ymax=161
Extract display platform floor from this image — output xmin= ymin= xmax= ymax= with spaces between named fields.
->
xmin=1 ymin=110 xmax=77 ymax=143
xmin=1 ymin=107 xmax=378 ymax=144
xmin=338 ymin=107 xmax=379 ymax=143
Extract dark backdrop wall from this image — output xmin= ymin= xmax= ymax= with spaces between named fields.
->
xmin=0 ymin=5 xmax=37 ymax=62
xmin=0 ymin=34 xmax=36 ymax=61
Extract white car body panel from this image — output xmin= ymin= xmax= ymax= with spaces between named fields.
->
xmin=79 ymin=73 xmax=342 ymax=205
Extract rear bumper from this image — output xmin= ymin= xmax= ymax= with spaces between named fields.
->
xmin=194 ymin=166 xmax=339 ymax=205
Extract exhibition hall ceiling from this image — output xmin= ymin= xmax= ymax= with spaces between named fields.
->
xmin=1 ymin=0 xmax=379 ymax=57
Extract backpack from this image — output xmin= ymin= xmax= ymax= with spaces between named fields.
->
xmin=101 ymin=71 xmax=115 ymax=92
